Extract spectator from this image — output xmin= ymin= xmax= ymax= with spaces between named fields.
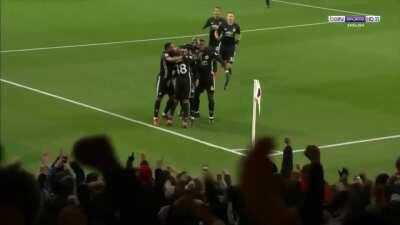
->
xmin=337 ymin=167 xmax=350 ymax=191
xmin=281 ymin=137 xmax=293 ymax=179
xmin=0 ymin=163 xmax=41 ymax=225
xmin=395 ymin=157 xmax=400 ymax=176
xmin=0 ymin=135 xmax=398 ymax=225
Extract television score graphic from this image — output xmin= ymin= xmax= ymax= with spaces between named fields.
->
xmin=328 ymin=15 xmax=381 ymax=28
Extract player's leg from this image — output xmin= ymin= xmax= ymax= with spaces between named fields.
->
xmin=163 ymin=97 xmax=173 ymax=117
xmin=169 ymin=98 xmax=179 ymax=119
xmin=220 ymin=47 xmax=229 ymax=89
xmin=192 ymin=87 xmax=201 ymax=118
xmin=220 ymin=46 xmax=233 ymax=90
xmin=211 ymin=43 xmax=220 ymax=75
xmin=181 ymin=99 xmax=190 ymax=128
xmin=169 ymin=79 xmax=179 ymax=120
xmin=181 ymin=76 xmax=192 ymax=128
xmin=212 ymin=60 xmax=218 ymax=75
xmin=153 ymin=96 xmax=162 ymax=126
xmin=153 ymin=77 xmax=164 ymax=126
xmin=163 ymin=95 xmax=175 ymax=126
xmin=162 ymin=81 xmax=175 ymax=125
xmin=189 ymin=79 xmax=198 ymax=119
xmin=223 ymin=61 xmax=232 ymax=90
xmin=223 ymin=47 xmax=235 ymax=90
xmin=174 ymin=77 xmax=186 ymax=126
xmin=215 ymin=43 xmax=226 ymax=70
xmin=266 ymin=0 xmax=271 ymax=7
xmin=162 ymin=97 xmax=171 ymax=119
xmin=207 ymin=88 xmax=215 ymax=123
xmin=192 ymin=78 xmax=205 ymax=118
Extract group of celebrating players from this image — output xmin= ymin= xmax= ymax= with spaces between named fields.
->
xmin=152 ymin=7 xmax=241 ymax=128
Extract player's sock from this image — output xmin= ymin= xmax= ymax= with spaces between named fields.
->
xmin=266 ymin=0 xmax=270 ymax=7
xmin=224 ymin=70 xmax=231 ymax=90
xmin=169 ymin=100 xmax=178 ymax=117
xmin=154 ymin=99 xmax=161 ymax=118
xmin=181 ymin=100 xmax=190 ymax=121
xmin=179 ymin=109 xmax=183 ymax=118
xmin=163 ymin=98 xmax=173 ymax=117
xmin=193 ymin=95 xmax=200 ymax=114
xmin=212 ymin=61 xmax=218 ymax=75
xmin=190 ymin=98 xmax=196 ymax=116
xmin=208 ymin=93 xmax=215 ymax=118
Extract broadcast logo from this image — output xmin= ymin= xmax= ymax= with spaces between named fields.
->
xmin=328 ymin=15 xmax=381 ymax=27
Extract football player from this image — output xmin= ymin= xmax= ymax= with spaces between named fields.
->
xmin=192 ymin=39 xmax=217 ymax=123
xmin=153 ymin=43 xmax=182 ymax=126
xmin=203 ymin=7 xmax=226 ymax=75
xmin=215 ymin=12 xmax=241 ymax=90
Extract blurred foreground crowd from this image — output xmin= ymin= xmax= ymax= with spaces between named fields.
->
xmin=0 ymin=136 xmax=399 ymax=225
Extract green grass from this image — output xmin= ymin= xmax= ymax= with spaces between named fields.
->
xmin=1 ymin=0 xmax=399 ymax=182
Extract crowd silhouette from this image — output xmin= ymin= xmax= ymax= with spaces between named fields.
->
xmin=0 ymin=135 xmax=399 ymax=225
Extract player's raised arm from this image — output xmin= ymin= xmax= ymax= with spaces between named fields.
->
xmin=162 ymin=43 xmax=183 ymax=63
xmin=214 ymin=27 xmax=221 ymax=41
xmin=165 ymin=50 xmax=183 ymax=63
xmin=202 ymin=18 xmax=211 ymax=29
xmin=165 ymin=54 xmax=182 ymax=63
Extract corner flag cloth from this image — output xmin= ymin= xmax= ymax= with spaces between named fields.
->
xmin=254 ymin=80 xmax=262 ymax=115
xmin=251 ymin=80 xmax=262 ymax=145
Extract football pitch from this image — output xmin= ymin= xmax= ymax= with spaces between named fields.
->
xmin=1 ymin=0 xmax=399 ymax=182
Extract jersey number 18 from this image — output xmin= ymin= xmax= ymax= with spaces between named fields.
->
xmin=176 ymin=63 xmax=188 ymax=75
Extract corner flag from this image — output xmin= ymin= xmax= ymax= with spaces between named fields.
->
xmin=252 ymin=80 xmax=262 ymax=145
xmin=254 ymin=80 xmax=262 ymax=115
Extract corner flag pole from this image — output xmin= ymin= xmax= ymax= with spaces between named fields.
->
xmin=252 ymin=80 xmax=262 ymax=145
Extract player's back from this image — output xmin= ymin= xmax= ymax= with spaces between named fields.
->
xmin=159 ymin=51 xmax=176 ymax=79
xmin=175 ymin=55 xmax=193 ymax=79
xmin=198 ymin=48 xmax=215 ymax=75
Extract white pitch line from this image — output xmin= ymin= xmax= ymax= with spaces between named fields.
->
xmin=0 ymin=78 xmax=244 ymax=157
xmin=0 ymin=0 xmax=375 ymax=54
xmin=2 ymin=78 xmax=397 ymax=158
xmin=272 ymin=0 xmax=371 ymax=15
xmin=0 ymin=34 xmax=204 ymax=53
xmin=242 ymin=21 xmax=329 ymax=33
xmin=268 ymin=135 xmax=400 ymax=156
xmin=294 ymin=135 xmax=400 ymax=153
xmin=0 ymin=22 xmax=330 ymax=54
xmin=231 ymin=148 xmax=249 ymax=152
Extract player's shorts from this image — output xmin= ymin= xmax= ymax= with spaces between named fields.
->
xmin=197 ymin=75 xmax=215 ymax=93
xmin=174 ymin=76 xmax=191 ymax=100
xmin=220 ymin=45 xmax=235 ymax=64
xmin=209 ymin=40 xmax=220 ymax=50
xmin=155 ymin=76 xmax=174 ymax=97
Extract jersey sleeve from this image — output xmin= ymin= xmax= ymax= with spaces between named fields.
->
xmin=235 ymin=24 xmax=241 ymax=44
xmin=202 ymin=18 xmax=211 ymax=29
xmin=236 ymin=24 xmax=241 ymax=34
xmin=217 ymin=24 xmax=224 ymax=36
